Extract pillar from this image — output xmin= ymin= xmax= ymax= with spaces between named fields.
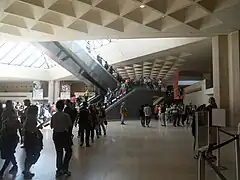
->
xmin=54 ymin=81 xmax=60 ymax=102
xmin=203 ymin=73 xmax=212 ymax=88
xmin=228 ymin=31 xmax=240 ymax=126
xmin=212 ymin=35 xmax=230 ymax=125
xmin=48 ymin=80 xmax=54 ymax=103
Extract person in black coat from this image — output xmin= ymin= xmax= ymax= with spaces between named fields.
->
xmin=23 ymin=105 xmax=43 ymax=178
xmin=139 ymin=105 xmax=145 ymax=127
xmin=78 ymin=102 xmax=91 ymax=147
xmin=0 ymin=100 xmax=20 ymax=178
xmin=89 ymin=104 xmax=99 ymax=142
xmin=64 ymin=100 xmax=77 ymax=138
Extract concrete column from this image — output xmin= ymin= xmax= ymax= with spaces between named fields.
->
xmin=54 ymin=81 xmax=60 ymax=102
xmin=228 ymin=31 xmax=240 ymax=126
xmin=212 ymin=35 xmax=230 ymax=124
xmin=48 ymin=80 xmax=54 ymax=103
xmin=203 ymin=73 xmax=212 ymax=89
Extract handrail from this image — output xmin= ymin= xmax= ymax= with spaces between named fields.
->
xmin=197 ymin=127 xmax=240 ymax=180
xmin=219 ymin=128 xmax=236 ymax=137
xmin=64 ymin=41 xmax=118 ymax=83
xmin=74 ymin=41 xmax=118 ymax=81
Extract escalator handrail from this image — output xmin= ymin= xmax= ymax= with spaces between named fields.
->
xmin=53 ymin=42 xmax=107 ymax=93
xmin=72 ymin=41 xmax=119 ymax=82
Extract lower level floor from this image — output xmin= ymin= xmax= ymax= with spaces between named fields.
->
xmin=0 ymin=120 xmax=237 ymax=180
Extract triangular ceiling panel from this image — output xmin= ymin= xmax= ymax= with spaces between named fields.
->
xmin=105 ymin=18 xmax=124 ymax=32
xmin=49 ymin=0 xmax=76 ymax=17
xmin=96 ymin=0 xmax=121 ymax=15
xmin=80 ymin=9 xmax=103 ymax=25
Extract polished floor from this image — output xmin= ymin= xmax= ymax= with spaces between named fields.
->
xmin=0 ymin=120 xmax=237 ymax=180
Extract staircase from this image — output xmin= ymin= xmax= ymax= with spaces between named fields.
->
xmin=106 ymin=88 xmax=166 ymax=120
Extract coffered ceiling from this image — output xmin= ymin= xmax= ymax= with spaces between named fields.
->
xmin=113 ymin=38 xmax=212 ymax=81
xmin=115 ymin=53 xmax=191 ymax=81
xmin=0 ymin=0 xmax=239 ymax=41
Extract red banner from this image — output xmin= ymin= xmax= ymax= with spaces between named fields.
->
xmin=174 ymin=71 xmax=179 ymax=100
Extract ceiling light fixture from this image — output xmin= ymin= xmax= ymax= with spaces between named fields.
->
xmin=140 ymin=4 xmax=145 ymax=8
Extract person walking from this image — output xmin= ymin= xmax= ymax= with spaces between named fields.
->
xmin=64 ymin=99 xmax=77 ymax=138
xmin=139 ymin=105 xmax=145 ymax=127
xmin=20 ymin=99 xmax=31 ymax=147
xmin=97 ymin=103 xmax=107 ymax=136
xmin=84 ymin=86 xmax=89 ymax=102
xmin=120 ymin=102 xmax=127 ymax=125
xmin=172 ymin=104 xmax=180 ymax=127
xmin=160 ymin=104 xmax=167 ymax=126
xmin=23 ymin=105 xmax=43 ymax=178
xmin=51 ymin=100 xmax=73 ymax=178
xmin=89 ymin=104 xmax=98 ymax=142
xmin=78 ymin=101 xmax=91 ymax=147
xmin=0 ymin=100 xmax=20 ymax=178
xmin=144 ymin=104 xmax=152 ymax=127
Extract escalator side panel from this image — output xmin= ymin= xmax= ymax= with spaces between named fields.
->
xmin=61 ymin=42 xmax=118 ymax=90
xmin=34 ymin=42 xmax=107 ymax=93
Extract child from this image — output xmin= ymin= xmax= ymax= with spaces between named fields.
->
xmin=23 ymin=105 xmax=43 ymax=179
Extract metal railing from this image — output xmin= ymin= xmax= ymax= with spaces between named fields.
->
xmin=197 ymin=125 xmax=240 ymax=180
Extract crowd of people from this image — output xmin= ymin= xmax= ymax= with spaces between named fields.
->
xmin=103 ymin=77 xmax=164 ymax=109
xmin=0 ymin=98 xmax=108 ymax=179
xmin=96 ymin=55 xmax=120 ymax=80
xmin=137 ymin=97 xmax=218 ymax=159
xmin=96 ymin=55 xmax=166 ymax=93
xmin=138 ymin=102 xmax=197 ymax=128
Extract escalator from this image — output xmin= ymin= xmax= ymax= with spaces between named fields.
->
xmin=34 ymin=41 xmax=118 ymax=93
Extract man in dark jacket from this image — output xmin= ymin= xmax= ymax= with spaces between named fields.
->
xmin=78 ymin=102 xmax=90 ymax=147
xmin=64 ymin=100 xmax=77 ymax=138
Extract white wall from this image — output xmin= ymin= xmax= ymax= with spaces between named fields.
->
xmin=184 ymin=91 xmax=211 ymax=106
xmin=0 ymin=92 xmax=32 ymax=101
xmin=96 ymin=37 xmax=206 ymax=64
xmin=48 ymin=66 xmax=74 ymax=80
xmin=183 ymin=80 xmax=214 ymax=106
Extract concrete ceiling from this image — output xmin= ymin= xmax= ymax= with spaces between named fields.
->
xmin=0 ymin=0 xmax=240 ymax=41
xmin=113 ymin=38 xmax=212 ymax=81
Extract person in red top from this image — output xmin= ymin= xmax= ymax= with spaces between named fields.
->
xmin=154 ymin=105 xmax=159 ymax=120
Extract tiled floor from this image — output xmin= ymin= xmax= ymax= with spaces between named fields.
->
xmin=0 ymin=120 xmax=237 ymax=180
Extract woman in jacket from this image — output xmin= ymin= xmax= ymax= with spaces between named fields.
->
xmin=0 ymin=100 xmax=20 ymax=178
xmin=23 ymin=105 xmax=43 ymax=178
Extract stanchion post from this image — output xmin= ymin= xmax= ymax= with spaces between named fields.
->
xmin=235 ymin=135 xmax=240 ymax=180
xmin=198 ymin=153 xmax=205 ymax=180
xmin=217 ymin=127 xmax=220 ymax=167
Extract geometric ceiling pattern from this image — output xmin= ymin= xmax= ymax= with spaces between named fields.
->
xmin=115 ymin=52 xmax=192 ymax=81
xmin=0 ymin=41 xmax=56 ymax=69
xmin=0 ymin=0 xmax=239 ymax=40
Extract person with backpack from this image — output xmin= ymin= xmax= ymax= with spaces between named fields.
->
xmin=23 ymin=105 xmax=43 ymax=178
xmin=0 ymin=100 xmax=20 ymax=178
xmin=97 ymin=103 xmax=107 ymax=136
